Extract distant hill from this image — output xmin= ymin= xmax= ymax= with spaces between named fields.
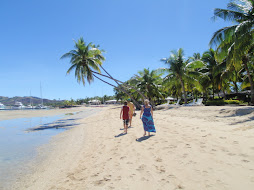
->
xmin=0 ymin=96 xmax=64 ymax=106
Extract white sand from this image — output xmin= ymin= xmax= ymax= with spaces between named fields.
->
xmin=10 ymin=105 xmax=254 ymax=190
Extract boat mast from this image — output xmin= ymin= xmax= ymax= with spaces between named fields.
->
xmin=40 ymin=82 xmax=43 ymax=106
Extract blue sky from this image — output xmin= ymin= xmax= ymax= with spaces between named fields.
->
xmin=0 ymin=0 xmax=229 ymax=100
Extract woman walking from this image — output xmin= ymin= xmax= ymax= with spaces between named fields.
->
xmin=140 ymin=99 xmax=156 ymax=136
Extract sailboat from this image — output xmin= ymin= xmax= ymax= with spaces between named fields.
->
xmin=25 ymin=91 xmax=35 ymax=109
xmin=35 ymin=82 xmax=47 ymax=109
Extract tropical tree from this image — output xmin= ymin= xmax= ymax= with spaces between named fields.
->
xmin=200 ymin=49 xmax=222 ymax=99
xmin=160 ymin=48 xmax=204 ymax=103
xmin=132 ymin=68 xmax=163 ymax=105
xmin=61 ymin=37 xmax=145 ymax=109
xmin=210 ymin=0 xmax=254 ymax=104
xmin=160 ymin=48 xmax=188 ymax=103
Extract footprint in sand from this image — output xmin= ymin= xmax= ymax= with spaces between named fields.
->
xmin=239 ymin=154 xmax=248 ymax=158
xmin=94 ymin=180 xmax=104 ymax=186
xmin=242 ymin=159 xmax=250 ymax=163
xmin=219 ymin=137 xmax=227 ymax=139
xmin=155 ymin=157 xmax=163 ymax=162
xmin=168 ymin=174 xmax=176 ymax=179
xmin=116 ymin=176 xmax=121 ymax=181
xmin=141 ymin=177 xmax=149 ymax=181
xmin=67 ymin=173 xmax=77 ymax=181
xmin=155 ymin=165 xmax=166 ymax=173
xmin=136 ymin=164 xmax=146 ymax=171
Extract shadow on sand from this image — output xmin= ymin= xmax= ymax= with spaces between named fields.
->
xmin=136 ymin=135 xmax=154 ymax=142
xmin=114 ymin=133 xmax=127 ymax=138
xmin=27 ymin=122 xmax=79 ymax=132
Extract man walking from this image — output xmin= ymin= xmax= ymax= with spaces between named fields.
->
xmin=127 ymin=98 xmax=135 ymax=127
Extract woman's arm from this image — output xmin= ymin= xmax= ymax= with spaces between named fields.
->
xmin=140 ymin=107 xmax=144 ymax=119
xmin=151 ymin=106 xmax=153 ymax=118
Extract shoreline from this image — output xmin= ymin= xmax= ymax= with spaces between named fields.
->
xmin=0 ymin=106 xmax=98 ymax=121
xmin=0 ymin=106 xmax=104 ymax=190
xmin=10 ymin=105 xmax=254 ymax=190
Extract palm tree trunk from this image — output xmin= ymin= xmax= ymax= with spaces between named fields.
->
xmin=94 ymin=68 xmax=148 ymax=101
xmin=243 ymin=57 xmax=254 ymax=104
xmin=92 ymin=74 xmax=141 ymax=109
xmin=179 ymin=76 xmax=187 ymax=104
xmin=233 ymin=81 xmax=238 ymax=93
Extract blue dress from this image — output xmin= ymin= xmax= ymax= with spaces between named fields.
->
xmin=142 ymin=105 xmax=156 ymax=132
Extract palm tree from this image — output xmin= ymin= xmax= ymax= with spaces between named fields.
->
xmin=132 ymin=68 xmax=163 ymax=105
xmin=200 ymin=49 xmax=222 ymax=99
xmin=61 ymin=37 xmax=143 ymax=108
xmin=161 ymin=48 xmax=189 ymax=103
xmin=61 ymin=37 xmax=101 ymax=85
xmin=210 ymin=0 xmax=254 ymax=104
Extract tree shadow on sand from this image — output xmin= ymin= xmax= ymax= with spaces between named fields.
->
xmin=136 ymin=135 xmax=154 ymax=142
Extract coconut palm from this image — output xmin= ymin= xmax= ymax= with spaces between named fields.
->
xmin=132 ymin=68 xmax=163 ymax=105
xmin=61 ymin=37 xmax=102 ymax=85
xmin=61 ymin=37 xmax=143 ymax=108
xmin=210 ymin=0 xmax=254 ymax=104
xmin=200 ymin=49 xmax=223 ymax=99
xmin=160 ymin=48 xmax=190 ymax=103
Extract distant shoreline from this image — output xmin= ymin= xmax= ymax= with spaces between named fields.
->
xmin=0 ymin=107 xmax=90 ymax=121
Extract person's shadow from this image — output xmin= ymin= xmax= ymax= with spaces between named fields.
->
xmin=114 ymin=133 xmax=127 ymax=138
xmin=136 ymin=135 xmax=154 ymax=142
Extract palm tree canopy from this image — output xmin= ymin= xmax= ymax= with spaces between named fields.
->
xmin=61 ymin=37 xmax=105 ymax=85
xmin=210 ymin=0 xmax=254 ymax=62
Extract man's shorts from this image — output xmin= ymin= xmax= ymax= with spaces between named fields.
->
xmin=123 ymin=119 xmax=129 ymax=125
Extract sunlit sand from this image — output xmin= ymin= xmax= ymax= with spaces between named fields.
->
xmin=10 ymin=105 xmax=254 ymax=190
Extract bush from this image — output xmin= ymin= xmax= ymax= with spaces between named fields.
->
xmin=205 ymin=99 xmax=245 ymax=106
xmin=205 ymin=100 xmax=225 ymax=106
xmin=224 ymin=100 xmax=241 ymax=104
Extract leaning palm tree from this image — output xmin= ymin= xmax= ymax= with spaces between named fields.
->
xmin=61 ymin=37 xmax=101 ymax=85
xmin=210 ymin=0 xmax=254 ymax=104
xmin=61 ymin=37 xmax=143 ymax=108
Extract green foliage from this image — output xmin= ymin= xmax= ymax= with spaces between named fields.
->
xmin=205 ymin=100 xmax=225 ymax=106
xmin=61 ymin=37 xmax=104 ymax=85
xmin=224 ymin=99 xmax=243 ymax=104
xmin=205 ymin=99 xmax=245 ymax=106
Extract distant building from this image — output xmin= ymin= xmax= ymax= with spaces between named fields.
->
xmin=88 ymin=100 xmax=101 ymax=105
xmin=105 ymin=99 xmax=117 ymax=104
xmin=165 ymin=97 xmax=177 ymax=104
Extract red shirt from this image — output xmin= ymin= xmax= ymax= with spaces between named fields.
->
xmin=122 ymin=105 xmax=130 ymax=120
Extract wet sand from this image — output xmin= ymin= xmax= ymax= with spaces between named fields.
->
xmin=10 ymin=105 xmax=254 ymax=190
xmin=0 ymin=107 xmax=88 ymax=121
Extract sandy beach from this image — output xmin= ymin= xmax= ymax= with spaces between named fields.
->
xmin=10 ymin=105 xmax=254 ymax=190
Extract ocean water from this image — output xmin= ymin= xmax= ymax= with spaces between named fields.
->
xmin=0 ymin=115 xmax=68 ymax=189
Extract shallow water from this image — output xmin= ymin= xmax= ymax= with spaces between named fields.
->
xmin=0 ymin=115 xmax=66 ymax=189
